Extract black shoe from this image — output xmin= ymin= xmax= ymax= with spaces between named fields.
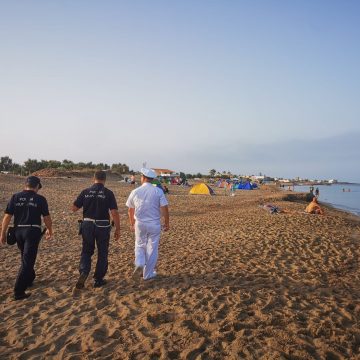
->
xmin=94 ymin=279 xmax=107 ymax=288
xmin=132 ymin=266 xmax=143 ymax=278
xmin=14 ymin=292 xmax=31 ymax=301
xmin=75 ymin=273 xmax=88 ymax=289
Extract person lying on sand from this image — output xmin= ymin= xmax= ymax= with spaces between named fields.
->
xmin=305 ymin=197 xmax=324 ymax=215
xmin=259 ymin=204 xmax=291 ymax=214
xmin=260 ymin=204 xmax=281 ymax=214
xmin=259 ymin=204 xmax=294 ymax=214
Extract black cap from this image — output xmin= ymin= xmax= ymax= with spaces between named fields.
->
xmin=25 ymin=176 xmax=42 ymax=189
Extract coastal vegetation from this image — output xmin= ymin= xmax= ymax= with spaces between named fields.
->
xmin=0 ymin=156 xmax=131 ymax=175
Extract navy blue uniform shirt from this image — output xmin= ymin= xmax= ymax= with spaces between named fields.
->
xmin=5 ymin=190 xmax=50 ymax=226
xmin=74 ymin=183 xmax=118 ymax=220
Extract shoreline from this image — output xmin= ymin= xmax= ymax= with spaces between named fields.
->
xmin=321 ymin=201 xmax=360 ymax=218
xmin=288 ymin=184 xmax=360 ymax=218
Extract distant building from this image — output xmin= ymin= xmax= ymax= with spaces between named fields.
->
xmin=252 ymin=175 xmax=265 ymax=181
xmin=328 ymin=179 xmax=338 ymax=184
xmin=152 ymin=168 xmax=179 ymax=178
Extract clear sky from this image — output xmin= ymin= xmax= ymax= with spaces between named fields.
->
xmin=1 ymin=1 xmax=359 ymax=181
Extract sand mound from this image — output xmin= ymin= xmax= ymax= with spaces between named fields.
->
xmin=32 ymin=168 xmax=68 ymax=177
xmin=32 ymin=168 xmax=119 ymax=178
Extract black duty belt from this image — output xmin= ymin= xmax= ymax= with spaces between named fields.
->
xmin=17 ymin=224 xmax=42 ymax=229
xmin=83 ymin=218 xmax=111 ymax=228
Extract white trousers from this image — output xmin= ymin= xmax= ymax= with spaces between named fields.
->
xmin=134 ymin=222 xmax=161 ymax=280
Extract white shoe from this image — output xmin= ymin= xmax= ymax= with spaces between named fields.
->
xmin=144 ymin=271 xmax=157 ymax=281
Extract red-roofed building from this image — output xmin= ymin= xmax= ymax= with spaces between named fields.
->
xmin=152 ymin=168 xmax=178 ymax=177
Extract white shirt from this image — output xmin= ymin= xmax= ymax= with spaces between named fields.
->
xmin=126 ymin=183 xmax=168 ymax=224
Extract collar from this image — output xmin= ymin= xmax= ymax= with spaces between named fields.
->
xmin=92 ymin=183 xmax=104 ymax=189
xmin=24 ymin=190 xmax=36 ymax=194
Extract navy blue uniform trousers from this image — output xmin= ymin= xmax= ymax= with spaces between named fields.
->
xmin=14 ymin=228 xmax=41 ymax=295
xmin=79 ymin=222 xmax=110 ymax=280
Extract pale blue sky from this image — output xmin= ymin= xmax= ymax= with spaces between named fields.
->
xmin=0 ymin=1 xmax=359 ymax=181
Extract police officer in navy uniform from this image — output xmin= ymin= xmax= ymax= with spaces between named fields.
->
xmin=72 ymin=170 xmax=120 ymax=289
xmin=0 ymin=176 xmax=53 ymax=300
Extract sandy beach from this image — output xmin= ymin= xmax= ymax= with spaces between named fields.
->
xmin=1 ymin=174 xmax=360 ymax=359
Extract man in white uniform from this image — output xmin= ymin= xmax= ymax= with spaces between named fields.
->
xmin=126 ymin=168 xmax=169 ymax=280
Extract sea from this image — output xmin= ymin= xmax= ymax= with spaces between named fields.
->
xmin=293 ymin=184 xmax=360 ymax=216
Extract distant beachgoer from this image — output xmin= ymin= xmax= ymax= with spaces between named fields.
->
xmin=305 ymin=191 xmax=315 ymax=202
xmin=309 ymin=186 xmax=314 ymax=194
xmin=230 ymin=183 xmax=236 ymax=196
xmin=261 ymin=204 xmax=280 ymax=214
xmin=163 ymin=185 xmax=169 ymax=194
xmin=260 ymin=204 xmax=292 ymax=214
xmin=224 ymin=183 xmax=228 ymax=195
xmin=0 ymin=176 xmax=53 ymax=300
xmin=305 ymin=197 xmax=324 ymax=215
xmin=130 ymin=175 xmax=136 ymax=187
xmin=315 ymin=187 xmax=319 ymax=197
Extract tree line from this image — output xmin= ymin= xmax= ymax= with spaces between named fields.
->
xmin=0 ymin=156 xmax=132 ymax=175
xmin=0 ymin=156 xmax=254 ymax=180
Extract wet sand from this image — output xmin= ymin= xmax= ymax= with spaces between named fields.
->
xmin=1 ymin=175 xmax=360 ymax=359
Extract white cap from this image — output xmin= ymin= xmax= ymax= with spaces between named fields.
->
xmin=140 ymin=168 xmax=157 ymax=179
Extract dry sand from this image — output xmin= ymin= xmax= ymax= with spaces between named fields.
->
xmin=1 ymin=174 xmax=360 ymax=359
